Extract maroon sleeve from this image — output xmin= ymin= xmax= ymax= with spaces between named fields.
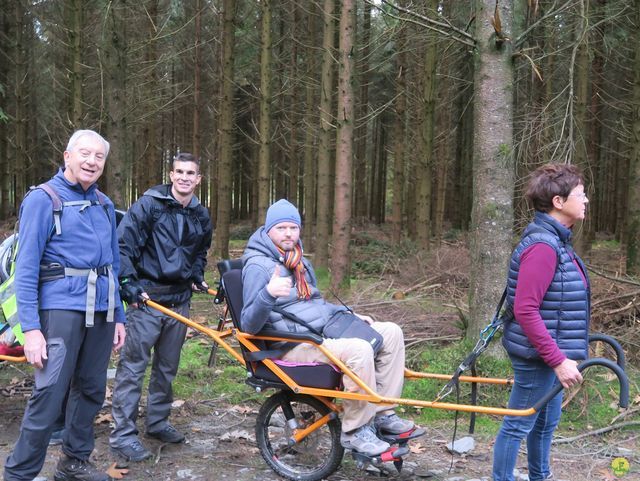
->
xmin=514 ymin=243 xmax=567 ymax=368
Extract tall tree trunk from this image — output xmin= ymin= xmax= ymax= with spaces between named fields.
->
xmin=193 ymin=0 xmax=202 ymax=160
xmin=67 ymin=0 xmax=83 ymax=128
xmin=627 ymin=0 xmax=640 ymax=275
xmin=214 ymin=0 xmax=236 ymax=259
xmin=354 ymin=1 xmax=371 ymax=221
xmin=390 ymin=12 xmax=407 ymax=244
xmin=572 ymin=1 xmax=591 ymax=257
xmin=13 ymin=0 xmax=27 ymax=200
xmin=287 ymin=2 xmax=299 ymax=204
xmin=257 ymin=0 xmax=273 ymax=222
xmin=331 ymin=0 xmax=355 ymax=290
xmin=141 ymin=0 xmax=160 ymax=191
xmin=302 ymin=5 xmax=319 ymax=250
xmin=1 ymin=6 xmax=11 ymax=218
xmin=314 ymin=0 xmax=336 ymax=271
xmin=416 ymin=0 xmax=438 ymax=251
xmin=468 ymin=1 xmax=515 ymax=340
xmin=102 ymin=0 xmax=127 ymax=208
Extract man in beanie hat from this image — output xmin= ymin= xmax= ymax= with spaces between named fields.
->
xmin=241 ymin=199 xmax=418 ymax=457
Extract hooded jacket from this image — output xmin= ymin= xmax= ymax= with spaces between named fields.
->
xmin=502 ymin=211 xmax=590 ymax=361
xmin=117 ymin=184 xmax=212 ymax=304
xmin=15 ymin=169 xmax=126 ymax=331
xmin=241 ymin=227 xmax=346 ymax=344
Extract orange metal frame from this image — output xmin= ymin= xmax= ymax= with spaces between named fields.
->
xmin=145 ymin=299 xmax=532 ymax=418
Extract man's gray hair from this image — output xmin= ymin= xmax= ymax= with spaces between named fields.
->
xmin=66 ymin=130 xmax=110 ymax=157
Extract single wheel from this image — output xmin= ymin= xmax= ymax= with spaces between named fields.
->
xmin=255 ymin=391 xmax=344 ymax=481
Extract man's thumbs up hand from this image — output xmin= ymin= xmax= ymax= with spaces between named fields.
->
xmin=267 ymin=265 xmax=292 ymax=298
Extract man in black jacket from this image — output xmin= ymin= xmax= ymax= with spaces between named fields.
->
xmin=109 ymin=153 xmax=212 ymax=462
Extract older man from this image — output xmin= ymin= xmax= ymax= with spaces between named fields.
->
xmin=4 ymin=130 xmax=126 ymax=481
xmin=241 ymin=199 xmax=416 ymax=457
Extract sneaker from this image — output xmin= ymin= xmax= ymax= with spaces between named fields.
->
xmin=53 ymin=454 xmax=111 ymax=481
xmin=374 ymin=412 xmax=414 ymax=434
xmin=110 ymin=440 xmax=152 ymax=462
xmin=49 ymin=428 xmax=64 ymax=446
xmin=340 ymin=424 xmax=390 ymax=456
xmin=145 ymin=424 xmax=185 ymax=444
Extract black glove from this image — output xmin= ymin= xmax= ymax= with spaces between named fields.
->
xmin=191 ymin=279 xmax=209 ymax=292
xmin=120 ymin=279 xmax=145 ymax=304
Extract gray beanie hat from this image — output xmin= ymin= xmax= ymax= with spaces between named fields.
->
xmin=265 ymin=199 xmax=301 ymax=233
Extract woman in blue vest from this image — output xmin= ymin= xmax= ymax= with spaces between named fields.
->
xmin=492 ymin=164 xmax=590 ymax=481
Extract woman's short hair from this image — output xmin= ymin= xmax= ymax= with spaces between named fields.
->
xmin=525 ymin=164 xmax=584 ymax=213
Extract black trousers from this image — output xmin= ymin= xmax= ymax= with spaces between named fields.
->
xmin=4 ymin=310 xmax=115 ymax=481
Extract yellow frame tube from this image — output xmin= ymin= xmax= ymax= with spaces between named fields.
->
xmin=146 ymin=299 xmax=245 ymax=365
xmin=238 ymin=333 xmax=534 ymax=417
xmin=144 ymin=300 xmax=534 ymax=418
xmin=0 ymin=354 xmax=26 ymax=363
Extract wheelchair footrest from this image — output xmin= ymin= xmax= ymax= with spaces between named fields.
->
xmin=351 ymin=445 xmax=409 ymax=472
xmin=379 ymin=426 xmax=426 ymax=445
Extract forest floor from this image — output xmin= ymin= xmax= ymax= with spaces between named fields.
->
xmin=1 ymin=224 xmax=639 ymax=481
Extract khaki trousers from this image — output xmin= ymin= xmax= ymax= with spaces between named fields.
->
xmin=281 ymin=321 xmax=405 ymax=432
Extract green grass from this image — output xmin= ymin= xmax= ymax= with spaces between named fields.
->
xmin=173 ymin=338 xmax=258 ymax=404
xmin=401 ymin=341 xmax=639 ymax=435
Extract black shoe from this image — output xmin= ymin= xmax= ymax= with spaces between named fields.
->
xmin=146 ymin=424 xmax=185 ymax=443
xmin=53 ymin=454 xmax=111 ymax=481
xmin=110 ymin=440 xmax=152 ymax=462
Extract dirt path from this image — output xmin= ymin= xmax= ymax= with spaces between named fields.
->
xmin=0 ymin=381 xmax=637 ymax=481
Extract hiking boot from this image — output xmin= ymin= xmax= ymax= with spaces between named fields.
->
xmin=340 ymin=424 xmax=390 ymax=456
xmin=146 ymin=424 xmax=185 ymax=444
xmin=374 ymin=412 xmax=415 ymax=434
xmin=110 ymin=440 xmax=152 ymax=462
xmin=49 ymin=428 xmax=64 ymax=446
xmin=53 ymin=454 xmax=111 ymax=481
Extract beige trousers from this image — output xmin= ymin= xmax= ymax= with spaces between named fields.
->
xmin=281 ymin=321 xmax=405 ymax=432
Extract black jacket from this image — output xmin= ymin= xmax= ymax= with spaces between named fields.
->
xmin=117 ymin=184 xmax=213 ymax=304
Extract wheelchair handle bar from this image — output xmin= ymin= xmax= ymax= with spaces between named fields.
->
xmin=588 ymin=333 xmax=625 ymax=370
xmin=532 ymin=357 xmax=629 ymax=412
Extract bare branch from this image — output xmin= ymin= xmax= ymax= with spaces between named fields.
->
xmin=363 ymin=0 xmax=476 ymax=48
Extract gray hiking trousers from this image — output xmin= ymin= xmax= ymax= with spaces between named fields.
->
xmin=4 ymin=310 xmax=115 ymax=481
xmin=109 ymin=302 xmax=189 ymax=448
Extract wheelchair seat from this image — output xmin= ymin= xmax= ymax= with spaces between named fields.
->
xmin=218 ymin=264 xmax=342 ymax=391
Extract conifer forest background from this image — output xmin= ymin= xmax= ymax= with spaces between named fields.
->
xmin=1 ymin=0 xmax=639 ymax=337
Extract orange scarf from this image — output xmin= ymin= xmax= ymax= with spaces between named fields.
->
xmin=277 ymin=244 xmax=311 ymax=300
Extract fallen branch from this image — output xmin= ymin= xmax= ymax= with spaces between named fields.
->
xmin=610 ymin=406 xmax=640 ymax=424
xmin=587 ymin=266 xmax=640 ymax=287
xmin=552 ymin=421 xmax=640 ymax=444
xmin=592 ymin=289 xmax=640 ymax=308
xmin=405 ymin=336 xmax=460 ymax=349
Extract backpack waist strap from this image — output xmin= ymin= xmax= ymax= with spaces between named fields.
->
xmin=62 ymin=265 xmax=116 ymax=327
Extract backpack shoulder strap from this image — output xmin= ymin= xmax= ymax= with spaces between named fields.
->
xmin=35 ymin=182 xmax=63 ymax=236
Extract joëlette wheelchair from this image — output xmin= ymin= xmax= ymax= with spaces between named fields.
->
xmin=141 ymin=259 xmax=630 ymax=481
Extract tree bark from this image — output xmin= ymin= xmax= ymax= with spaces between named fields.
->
xmin=214 ymin=0 xmax=236 ymax=259
xmin=67 ymin=0 xmax=83 ymax=128
xmin=415 ymin=0 xmax=438 ymax=251
xmin=354 ymin=1 xmax=371 ymax=221
xmin=257 ymin=0 xmax=273 ymax=222
xmin=314 ymin=0 xmax=336 ymax=272
xmin=468 ymin=0 xmax=515 ymax=340
xmin=390 ymin=10 xmax=407 ymax=244
xmin=102 ymin=0 xmax=127 ymax=208
xmin=627 ymin=0 xmax=640 ymax=275
xmin=302 ymin=5 xmax=319 ymax=250
xmin=331 ymin=0 xmax=355 ymax=290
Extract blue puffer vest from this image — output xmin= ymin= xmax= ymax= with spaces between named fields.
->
xmin=502 ymin=211 xmax=590 ymax=361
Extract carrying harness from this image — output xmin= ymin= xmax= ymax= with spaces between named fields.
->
xmin=0 ymin=182 xmax=116 ymax=339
